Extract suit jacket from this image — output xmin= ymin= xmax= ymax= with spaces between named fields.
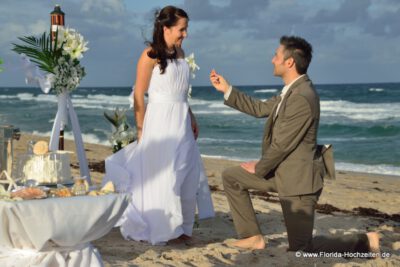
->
xmin=224 ymin=75 xmax=324 ymax=196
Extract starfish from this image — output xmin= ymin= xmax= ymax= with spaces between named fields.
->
xmin=0 ymin=171 xmax=21 ymax=192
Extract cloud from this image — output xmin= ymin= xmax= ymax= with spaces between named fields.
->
xmin=310 ymin=0 xmax=371 ymax=23
xmin=1 ymin=0 xmax=400 ymax=86
xmin=0 ymin=0 xmax=144 ymax=86
xmin=82 ymin=0 xmax=125 ymax=14
xmin=364 ymin=3 xmax=400 ymax=37
xmin=182 ymin=0 xmax=270 ymax=21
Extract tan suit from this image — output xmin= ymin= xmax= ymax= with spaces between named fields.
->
xmin=225 ymin=75 xmax=323 ymax=196
xmin=222 ymin=75 xmax=369 ymax=253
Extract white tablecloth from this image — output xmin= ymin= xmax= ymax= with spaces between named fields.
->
xmin=0 ymin=193 xmax=130 ymax=267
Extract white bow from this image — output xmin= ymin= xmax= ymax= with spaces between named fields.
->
xmin=21 ymin=54 xmax=53 ymax=94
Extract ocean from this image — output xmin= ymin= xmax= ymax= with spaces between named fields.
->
xmin=0 ymin=83 xmax=399 ymax=176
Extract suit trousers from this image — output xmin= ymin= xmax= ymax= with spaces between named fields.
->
xmin=222 ymin=166 xmax=369 ymax=253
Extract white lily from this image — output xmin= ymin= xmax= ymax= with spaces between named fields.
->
xmin=58 ymin=27 xmax=89 ymax=59
xmin=185 ymin=53 xmax=200 ymax=98
xmin=185 ymin=53 xmax=200 ymax=78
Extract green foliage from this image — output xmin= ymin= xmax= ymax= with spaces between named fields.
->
xmin=12 ymin=31 xmax=61 ymax=73
xmin=104 ymin=108 xmax=136 ymax=153
xmin=104 ymin=108 xmax=128 ymax=129
xmin=0 ymin=58 xmax=3 ymax=72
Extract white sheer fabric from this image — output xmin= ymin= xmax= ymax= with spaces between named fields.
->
xmin=103 ymin=58 xmax=214 ymax=245
xmin=0 ymin=194 xmax=130 ymax=267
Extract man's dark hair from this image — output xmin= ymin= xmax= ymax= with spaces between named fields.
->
xmin=280 ymin=36 xmax=313 ymax=75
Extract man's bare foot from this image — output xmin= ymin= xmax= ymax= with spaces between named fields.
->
xmin=366 ymin=232 xmax=380 ymax=258
xmin=228 ymin=235 xmax=266 ymax=250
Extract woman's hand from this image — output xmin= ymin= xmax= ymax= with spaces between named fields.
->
xmin=189 ymin=108 xmax=199 ymax=140
xmin=191 ymin=117 xmax=199 ymax=140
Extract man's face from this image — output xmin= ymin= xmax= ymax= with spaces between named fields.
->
xmin=271 ymin=45 xmax=288 ymax=77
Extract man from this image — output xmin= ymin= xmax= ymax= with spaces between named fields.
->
xmin=209 ymin=36 xmax=379 ymax=254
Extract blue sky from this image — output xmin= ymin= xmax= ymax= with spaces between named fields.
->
xmin=0 ymin=0 xmax=399 ymax=87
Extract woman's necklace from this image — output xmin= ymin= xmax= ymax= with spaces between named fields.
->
xmin=166 ymin=47 xmax=175 ymax=55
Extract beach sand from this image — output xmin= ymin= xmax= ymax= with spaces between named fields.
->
xmin=13 ymin=134 xmax=400 ymax=266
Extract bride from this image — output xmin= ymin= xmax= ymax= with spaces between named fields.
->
xmin=103 ymin=6 xmax=214 ymax=245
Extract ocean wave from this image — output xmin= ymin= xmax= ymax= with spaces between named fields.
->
xmin=16 ymin=93 xmax=36 ymax=100
xmin=7 ymin=91 xmax=400 ymax=122
xmin=193 ymin=99 xmax=400 ymax=120
xmin=321 ymin=100 xmax=400 ymax=121
xmin=369 ymin=88 xmax=384 ymax=92
xmin=86 ymin=94 xmax=130 ymax=105
xmin=195 ymin=110 xmax=240 ymax=115
xmin=198 ymin=137 xmax=260 ymax=144
xmin=13 ymin=93 xmax=131 ymax=110
xmin=202 ymin=154 xmax=400 ymax=176
xmin=201 ymin=154 xmax=257 ymax=162
xmin=208 ymin=102 xmax=227 ymax=109
xmin=31 ymin=130 xmax=109 ymax=146
xmin=335 ymin=162 xmax=400 ymax=176
xmin=254 ymin=89 xmax=278 ymax=93
xmin=188 ymin=99 xmax=215 ymax=106
xmin=0 ymin=95 xmax=18 ymax=99
xmin=318 ymin=136 xmax=393 ymax=142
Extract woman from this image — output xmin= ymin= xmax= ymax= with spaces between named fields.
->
xmin=103 ymin=6 xmax=214 ymax=245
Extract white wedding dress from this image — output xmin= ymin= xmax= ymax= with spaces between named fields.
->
xmin=103 ymin=58 xmax=214 ymax=245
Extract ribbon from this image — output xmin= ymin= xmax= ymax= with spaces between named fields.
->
xmin=129 ymin=86 xmax=134 ymax=108
xmin=21 ymin=54 xmax=53 ymax=94
xmin=20 ymin=54 xmax=91 ymax=184
xmin=49 ymin=93 xmax=91 ymax=184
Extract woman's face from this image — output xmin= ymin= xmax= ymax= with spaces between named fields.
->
xmin=163 ymin=17 xmax=188 ymax=48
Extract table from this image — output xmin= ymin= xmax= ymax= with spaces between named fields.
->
xmin=0 ymin=193 xmax=130 ymax=267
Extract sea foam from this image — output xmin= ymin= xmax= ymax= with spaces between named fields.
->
xmin=254 ymin=89 xmax=278 ymax=93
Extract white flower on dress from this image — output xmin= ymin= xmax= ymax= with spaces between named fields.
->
xmin=104 ymin=108 xmax=136 ymax=153
xmin=185 ymin=53 xmax=200 ymax=79
xmin=185 ymin=53 xmax=199 ymax=98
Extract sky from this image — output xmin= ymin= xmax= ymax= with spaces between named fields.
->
xmin=0 ymin=0 xmax=399 ymax=87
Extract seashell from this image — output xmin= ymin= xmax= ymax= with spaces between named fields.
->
xmin=33 ymin=141 xmax=49 ymax=155
xmin=101 ymin=181 xmax=115 ymax=193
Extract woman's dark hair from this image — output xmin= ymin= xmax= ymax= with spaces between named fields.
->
xmin=147 ymin=6 xmax=189 ymax=74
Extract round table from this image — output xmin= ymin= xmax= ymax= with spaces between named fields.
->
xmin=0 ymin=193 xmax=130 ymax=267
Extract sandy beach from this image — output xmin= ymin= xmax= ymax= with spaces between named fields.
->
xmin=13 ymin=134 xmax=400 ymax=266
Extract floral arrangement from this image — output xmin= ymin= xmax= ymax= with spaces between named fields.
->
xmin=12 ymin=27 xmax=88 ymax=94
xmin=185 ymin=53 xmax=200 ymax=98
xmin=104 ymin=108 xmax=136 ymax=153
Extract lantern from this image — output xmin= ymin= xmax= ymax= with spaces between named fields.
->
xmin=0 ymin=125 xmax=20 ymax=175
xmin=50 ymin=5 xmax=65 ymax=41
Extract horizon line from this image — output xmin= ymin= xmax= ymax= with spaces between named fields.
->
xmin=2 ymin=80 xmax=400 ymax=89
